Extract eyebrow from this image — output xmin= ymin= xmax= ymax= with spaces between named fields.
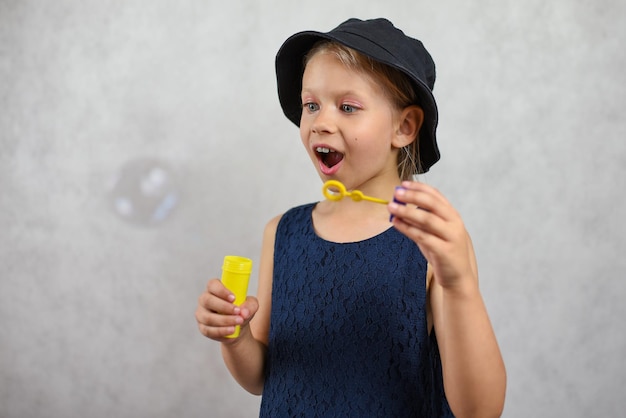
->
xmin=300 ymin=87 xmax=367 ymax=98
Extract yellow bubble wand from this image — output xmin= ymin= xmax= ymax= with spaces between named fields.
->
xmin=322 ymin=180 xmax=389 ymax=205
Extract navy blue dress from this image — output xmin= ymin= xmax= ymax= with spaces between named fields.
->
xmin=259 ymin=204 xmax=454 ymax=417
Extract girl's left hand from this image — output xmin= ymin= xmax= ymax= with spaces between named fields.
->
xmin=388 ymin=181 xmax=477 ymax=290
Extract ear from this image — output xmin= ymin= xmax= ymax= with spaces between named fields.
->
xmin=392 ymin=105 xmax=424 ymax=148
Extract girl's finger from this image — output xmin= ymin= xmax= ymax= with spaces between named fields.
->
xmin=198 ymin=291 xmax=239 ymax=316
xmin=394 ymin=184 xmax=459 ymax=223
xmin=389 ymin=199 xmax=448 ymax=241
xmin=206 ymin=278 xmax=236 ymax=303
xmin=393 ymin=187 xmax=440 ymax=214
xmin=198 ymin=322 xmax=238 ymax=340
xmin=196 ymin=307 xmax=243 ymax=328
xmin=390 ymin=207 xmax=447 ymax=245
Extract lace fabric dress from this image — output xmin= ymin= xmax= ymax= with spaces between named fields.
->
xmin=259 ymin=203 xmax=454 ymax=417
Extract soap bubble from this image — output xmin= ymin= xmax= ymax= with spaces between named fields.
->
xmin=108 ymin=158 xmax=180 ymax=226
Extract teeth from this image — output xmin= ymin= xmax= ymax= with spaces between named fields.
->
xmin=316 ymin=147 xmax=331 ymax=153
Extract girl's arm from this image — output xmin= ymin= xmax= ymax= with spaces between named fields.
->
xmin=196 ymin=215 xmax=280 ymax=395
xmin=428 ymin=241 xmax=506 ymax=418
xmin=389 ymin=182 xmax=506 ymax=418
xmin=221 ymin=215 xmax=279 ymax=394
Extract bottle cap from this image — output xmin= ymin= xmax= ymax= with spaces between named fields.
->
xmin=222 ymin=256 xmax=253 ymax=274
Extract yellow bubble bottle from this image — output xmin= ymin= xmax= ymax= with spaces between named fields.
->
xmin=221 ymin=255 xmax=253 ymax=338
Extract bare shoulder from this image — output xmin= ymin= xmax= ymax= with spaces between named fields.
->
xmin=259 ymin=212 xmax=283 ymax=281
xmin=264 ymin=213 xmax=283 ymax=236
xmin=251 ymin=213 xmax=283 ymax=345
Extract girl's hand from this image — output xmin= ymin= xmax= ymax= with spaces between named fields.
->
xmin=388 ymin=181 xmax=477 ymax=290
xmin=195 ymin=278 xmax=259 ymax=343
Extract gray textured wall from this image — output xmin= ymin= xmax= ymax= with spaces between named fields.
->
xmin=1 ymin=1 xmax=624 ymax=417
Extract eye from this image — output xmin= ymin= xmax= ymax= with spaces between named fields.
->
xmin=302 ymin=102 xmax=319 ymax=112
xmin=341 ymin=104 xmax=357 ymax=113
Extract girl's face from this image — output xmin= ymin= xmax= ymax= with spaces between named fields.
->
xmin=300 ymin=52 xmax=403 ymax=190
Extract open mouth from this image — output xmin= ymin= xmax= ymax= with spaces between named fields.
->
xmin=316 ymin=146 xmax=344 ymax=169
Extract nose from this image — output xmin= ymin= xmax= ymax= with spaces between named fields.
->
xmin=310 ymin=107 xmax=335 ymax=135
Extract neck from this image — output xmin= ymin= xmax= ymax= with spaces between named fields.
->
xmin=313 ymin=199 xmax=393 ymax=243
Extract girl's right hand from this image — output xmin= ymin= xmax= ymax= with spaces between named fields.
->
xmin=195 ymin=278 xmax=259 ymax=343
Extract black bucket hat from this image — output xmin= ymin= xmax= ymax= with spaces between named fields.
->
xmin=275 ymin=18 xmax=440 ymax=173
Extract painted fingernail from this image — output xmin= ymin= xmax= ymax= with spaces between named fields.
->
xmin=389 ymin=187 xmax=407 ymax=222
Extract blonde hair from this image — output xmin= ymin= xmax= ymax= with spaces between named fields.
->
xmin=304 ymin=41 xmax=423 ymax=180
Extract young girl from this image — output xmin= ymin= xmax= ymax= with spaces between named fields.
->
xmin=196 ymin=18 xmax=506 ymax=417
